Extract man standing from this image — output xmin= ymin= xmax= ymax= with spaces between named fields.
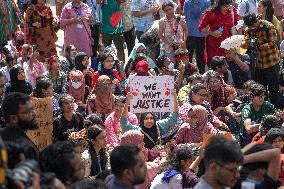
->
xmin=242 ymin=13 xmax=281 ymax=106
xmin=121 ymin=0 xmax=136 ymax=55
xmin=105 ymin=144 xmax=147 ymax=189
xmin=236 ymin=0 xmax=257 ymax=18
xmin=86 ymin=0 xmax=102 ymax=58
xmin=0 ymin=92 xmax=39 ymax=160
xmin=194 ymin=136 xmax=244 ymax=189
xmin=183 ymin=0 xmax=210 ymax=74
xmin=101 ymin=0 xmax=125 ymax=62
xmin=131 ymin=0 xmax=160 ymax=40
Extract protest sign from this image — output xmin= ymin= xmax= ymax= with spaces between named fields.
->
xmin=129 ymin=76 xmax=174 ymax=113
xmin=27 ymin=97 xmax=53 ymax=151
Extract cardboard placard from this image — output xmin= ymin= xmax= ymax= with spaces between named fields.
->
xmin=27 ymin=97 xmax=53 ymax=151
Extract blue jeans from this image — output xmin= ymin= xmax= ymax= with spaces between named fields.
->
xmin=136 ymin=31 xmax=144 ymax=41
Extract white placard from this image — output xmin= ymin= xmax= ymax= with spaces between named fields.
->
xmin=129 ymin=76 xmax=174 ymax=113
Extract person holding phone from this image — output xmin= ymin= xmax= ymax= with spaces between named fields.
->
xmin=60 ymin=0 xmax=93 ymax=57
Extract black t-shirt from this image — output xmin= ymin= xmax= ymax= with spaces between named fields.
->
xmin=0 ymin=126 xmax=39 ymax=160
xmin=53 ymin=112 xmax=84 ymax=142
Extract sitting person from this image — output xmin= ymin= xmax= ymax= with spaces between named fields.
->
xmin=176 ymin=105 xmax=218 ymax=144
xmin=82 ymin=125 xmax=108 ymax=177
xmin=87 ymin=75 xmax=115 ymax=121
xmin=91 ymin=48 xmax=122 ymax=95
xmin=53 ymin=94 xmax=84 ymax=142
xmin=67 ymin=70 xmax=90 ymax=115
xmin=120 ymin=91 xmax=179 ymax=149
xmin=105 ymin=96 xmax=138 ymax=148
xmin=150 ymin=144 xmax=200 ymax=189
xmin=5 ymin=65 xmax=33 ymax=95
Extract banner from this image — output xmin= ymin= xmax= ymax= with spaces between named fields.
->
xmin=129 ymin=76 xmax=174 ymax=113
xmin=27 ymin=97 xmax=53 ymax=151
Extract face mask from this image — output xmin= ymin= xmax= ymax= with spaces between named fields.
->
xmin=71 ymin=81 xmax=82 ymax=89
xmin=168 ymin=62 xmax=175 ymax=72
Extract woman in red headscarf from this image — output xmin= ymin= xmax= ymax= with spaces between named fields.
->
xmin=25 ymin=0 xmax=58 ymax=62
xmin=46 ymin=55 xmax=67 ymax=94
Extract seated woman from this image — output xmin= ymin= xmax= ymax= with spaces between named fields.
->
xmin=75 ymin=52 xmax=93 ymax=87
xmin=91 ymin=48 xmax=122 ymax=95
xmin=53 ymin=94 xmax=84 ymax=142
xmin=34 ymin=77 xmax=60 ymax=117
xmin=150 ymin=144 xmax=200 ymax=189
xmin=120 ymin=91 xmax=179 ymax=149
xmin=46 ymin=55 xmax=67 ymax=95
xmin=82 ymin=125 xmax=108 ymax=177
xmin=5 ymin=65 xmax=33 ymax=95
xmin=91 ymin=43 xmax=105 ymax=71
xmin=23 ymin=51 xmax=46 ymax=88
xmin=67 ymin=70 xmax=90 ymax=116
xmin=87 ymin=75 xmax=115 ymax=121
xmin=105 ymin=96 xmax=138 ymax=148
xmin=179 ymin=83 xmax=228 ymax=130
xmin=120 ymin=130 xmax=162 ymax=189
xmin=60 ymin=44 xmax=78 ymax=74
xmin=124 ymin=43 xmax=156 ymax=75
xmin=176 ymin=105 xmax=218 ymax=144
xmin=205 ymin=71 xmax=230 ymax=114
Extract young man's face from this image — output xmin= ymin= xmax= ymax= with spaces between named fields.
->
xmin=214 ymin=161 xmax=241 ymax=188
xmin=252 ymin=93 xmax=265 ymax=107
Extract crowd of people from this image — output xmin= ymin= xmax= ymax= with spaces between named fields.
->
xmin=0 ymin=0 xmax=284 ymax=188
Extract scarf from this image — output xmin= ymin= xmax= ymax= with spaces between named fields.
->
xmin=75 ymin=52 xmax=92 ymax=86
xmin=120 ymin=130 xmax=144 ymax=146
xmin=94 ymin=75 xmax=114 ymax=115
xmin=88 ymin=143 xmax=107 ymax=176
xmin=68 ymin=70 xmax=85 ymax=102
xmin=75 ymin=52 xmax=88 ymax=72
xmin=162 ymin=170 xmax=180 ymax=183
xmin=140 ymin=112 xmax=159 ymax=149
xmin=185 ymin=105 xmax=210 ymax=143
xmin=136 ymin=60 xmax=149 ymax=76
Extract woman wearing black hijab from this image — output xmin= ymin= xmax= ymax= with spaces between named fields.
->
xmin=5 ymin=65 xmax=33 ymax=95
xmin=120 ymin=92 xmax=179 ymax=149
xmin=75 ymin=52 xmax=93 ymax=87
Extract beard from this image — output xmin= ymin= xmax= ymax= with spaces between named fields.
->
xmin=132 ymin=176 xmax=146 ymax=186
xmin=18 ymin=117 xmax=39 ymax=130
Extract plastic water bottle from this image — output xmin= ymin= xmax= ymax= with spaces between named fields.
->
xmin=217 ymin=26 xmax=224 ymax=34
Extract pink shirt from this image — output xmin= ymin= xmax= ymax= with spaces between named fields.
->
xmin=105 ymin=112 xmax=138 ymax=148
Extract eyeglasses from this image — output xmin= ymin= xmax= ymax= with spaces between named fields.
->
xmin=215 ymin=162 xmax=240 ymax=175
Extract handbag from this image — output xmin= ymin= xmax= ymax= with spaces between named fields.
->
xmin=230 ymin=9 xmax=237 ymax=35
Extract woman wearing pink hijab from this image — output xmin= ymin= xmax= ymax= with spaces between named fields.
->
xmin=120 ymin=130 xmax=161 ymax=189
xmin=175 ymin=105 xmax=218 ymax=145
xmin=68 ymin=70 xmax=90 ymax=115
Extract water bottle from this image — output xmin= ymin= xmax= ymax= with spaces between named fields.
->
xmin=217 ymin=26 xmax=224 ymax=34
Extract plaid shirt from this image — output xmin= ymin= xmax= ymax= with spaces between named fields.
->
xmin=243 ymin=20 xmax=281 ymax=69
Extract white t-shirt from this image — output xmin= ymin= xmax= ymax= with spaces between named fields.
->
xmin=150 ymin=172 xmax=183 ymax=189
